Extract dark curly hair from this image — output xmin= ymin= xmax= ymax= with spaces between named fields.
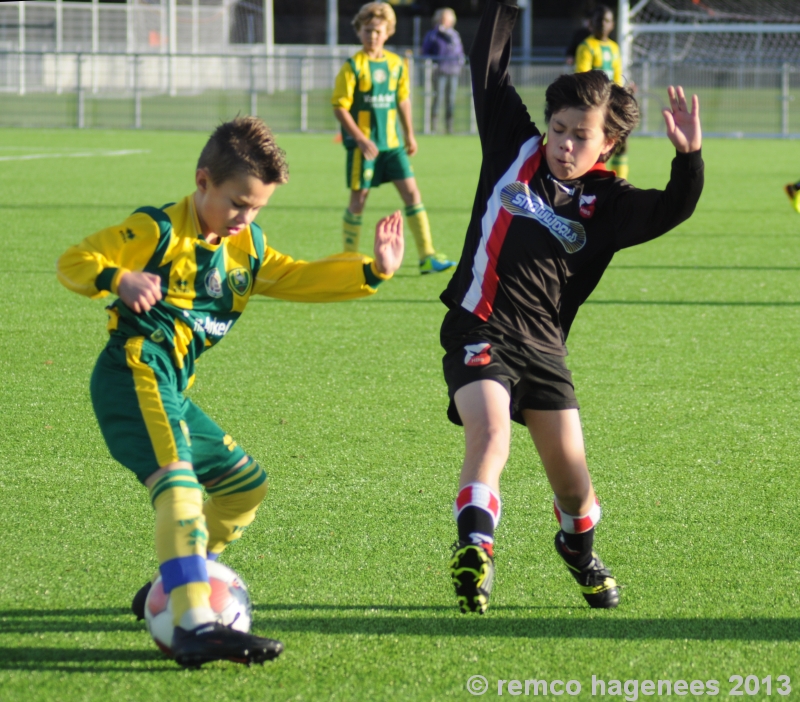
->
xmin=544 ymin=71 xmax=639 ymax=161
xmin=197 ymin=116 xmax=289 ymax=185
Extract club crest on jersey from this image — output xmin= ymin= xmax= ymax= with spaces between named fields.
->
xmin=372 ymin=68 xmax=388 ymax=84
xmin=579 ymin=194 xmax=597 ymax=219
xmin=464 ymin=342 xmax=492 ymax=367
xmin=227 ymin=268 xmax=251 ymax=296
xmin=204 ymin=268 xmax=223 ymax=298
xmin=500 ymin=181 xmax=587 ymax=254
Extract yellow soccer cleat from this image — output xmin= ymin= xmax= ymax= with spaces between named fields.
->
xmin=555 ymin=533 xmax=619 ymax=609
xmin=450 ymin=541 xmax=494 ymax=614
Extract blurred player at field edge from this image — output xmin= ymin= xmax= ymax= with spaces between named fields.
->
xmin=333 ymin=1 xmax=456 ymax=274
xmin=56 ymin=116 xmax=404 ymax=667
xmin=575 ymin=4 xmax=630 ymax=180
xmin=784 ymin=181 xmax=800 ymax=213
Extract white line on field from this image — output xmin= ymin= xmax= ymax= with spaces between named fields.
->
xmin=0 ymin=149 xmax=150 ymax=162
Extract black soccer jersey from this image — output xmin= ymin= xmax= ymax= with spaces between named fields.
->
xmin=440 ymin=0 xmax=704 ymax=355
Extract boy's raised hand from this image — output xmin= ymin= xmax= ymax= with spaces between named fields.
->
xmin=373 ymin=210 xmax=404 ymax=276
xmin=118 ymin=271 xmax=163 ymax=313
xmin=662 ymin=85 xmax=701 ymax=153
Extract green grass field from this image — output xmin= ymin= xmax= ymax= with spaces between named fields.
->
xmin=1 ymin=128 xmax=799 ymax=701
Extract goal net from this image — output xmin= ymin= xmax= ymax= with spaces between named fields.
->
xmin=619 ymin=0 xmax=800 ymax=136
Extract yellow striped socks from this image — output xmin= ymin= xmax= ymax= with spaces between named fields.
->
xmin=204 ymin=460 xmax=269 ymax=560
xmin=405 ymin=203 xmax=435 ymax=259
xmin=149 ymin=469 xmax=214 ymax=628
xmin=343 ymin=209 xmax=362 ymax=252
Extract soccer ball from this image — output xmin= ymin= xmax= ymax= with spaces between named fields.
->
xmin=144 ymin=561 xmax=252 ymax=656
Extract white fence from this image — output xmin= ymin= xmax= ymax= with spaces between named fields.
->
xmin=0 ymin=0 xmax=259 ymax=54
xmin=1 ymin=48 xmax=799 ymax=137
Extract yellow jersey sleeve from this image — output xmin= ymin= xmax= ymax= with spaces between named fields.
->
xmin=611 ymin=42 xmax=623 ymax=85
xmin=252 ymin=248 xmax=388 ymax=301
xmin=397 ymin=57 xmax=410 ymax=103
xmin=574 ymin=42 xmax=594 ymax=74
xmin=332 ymin=61 xmax=357 ymax=111
xmin=56 ymin=212 xmax=161 ymax=299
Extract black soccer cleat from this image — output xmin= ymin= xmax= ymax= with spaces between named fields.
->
xmin=172 ymin=622 xmax=284 ymax=668
xmin=449 ymin=541 xmax=494 ymax=614
xmin=554 ymin=533 xmax=619 ymax=609
xmin=131 ymin=580 xmax=152 ymax=621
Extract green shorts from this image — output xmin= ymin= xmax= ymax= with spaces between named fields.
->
xmin=90 ymin=336 xmax=248 ymax=484
xmin=346 ymin=146 xmax=414 ymax=191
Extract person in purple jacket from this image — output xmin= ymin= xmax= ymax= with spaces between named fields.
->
xmin=422 ymin=8 xmax=465 ymax=134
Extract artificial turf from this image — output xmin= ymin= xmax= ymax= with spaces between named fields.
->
xmin=0 ymin=127 xmax=798 ymax=700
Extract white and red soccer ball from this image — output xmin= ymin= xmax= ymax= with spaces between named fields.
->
xmin=144 ymin=561 xmax=253 ymax=656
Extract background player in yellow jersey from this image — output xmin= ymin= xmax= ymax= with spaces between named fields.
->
xmin=333 ymin=1 xmax=456 ymax=274
xmin=57 ymin=116 xmax=404 ymax=667
xmin=784 ymin=179 xmax=800 ymax=213
xmin=575 ymin=5 xmax=630 ymax=180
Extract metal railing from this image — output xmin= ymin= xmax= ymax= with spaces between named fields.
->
xmin=0 ymin=49 xmax=798 ymax=137
xmin=630 ymin=60 xmax=800 ymax=138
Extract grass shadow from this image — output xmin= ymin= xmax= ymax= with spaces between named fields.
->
xmin=610 ymin=264 xmax=800 ymax=272
xmin=1 ymin=606 xmax=795 ymax=673
xmin=0 ymin=647 xmax=175 ymax=673
xmin=250 ymin=606 xmax=800 ymax=642
xmin=586 ymin=299 xmax=800 ymax=307
xmin=1 ymin=607 xmax=143 ymax=635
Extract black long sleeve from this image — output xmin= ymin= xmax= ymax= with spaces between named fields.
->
xmin=469 ymin=0 xmax=539 ymax=153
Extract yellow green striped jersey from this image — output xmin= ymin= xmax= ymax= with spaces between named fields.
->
xmin=575 ymin=36 xmax=622 ymax=85
xmin=57 ymin=194 xmax=386 ymax=389
xmin=332 ymin=50 xmax=410 ymax=151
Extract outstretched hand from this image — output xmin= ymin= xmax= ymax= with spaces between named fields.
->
xmin=662 ymin=86 xmax=701 ymax=153
xmin=373 ymin=211 xmax=404 ymax=276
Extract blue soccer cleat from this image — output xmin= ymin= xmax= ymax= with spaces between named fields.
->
xmin=419 ymin=253 xmax=456 ymax=274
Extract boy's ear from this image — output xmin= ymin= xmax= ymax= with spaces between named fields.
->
xmin=599 ymin=137 xmax=617 ymax=159
xmin=196 ymin=167 xmax=211 ymax=193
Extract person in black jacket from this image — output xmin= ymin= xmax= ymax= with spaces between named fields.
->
xmin=443 ymin=0 xmax=703 ymax=614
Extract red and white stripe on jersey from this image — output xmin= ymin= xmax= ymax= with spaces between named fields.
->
xmin=454 ymin=482 xmax=502 ymax=527
xmin=461 ymin=135 xmax=543 ymax=320
xmin=553 ymin=497 xmax=601 ymax=534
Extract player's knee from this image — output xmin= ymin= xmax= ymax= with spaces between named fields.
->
xmin=205 ymin=458 xmax=268 ymax=511
xmin=465 ymin=423 xmax=510 ymax=465
xmin=145 ymin=460 xmax=194 ymax=489
xmin=350 ymin=190 xmax=368 ymax=213
xmin=243 ymin=469 xmax=269 ymax=509
xmin=402 ymin=186 xmax=420 ymax=206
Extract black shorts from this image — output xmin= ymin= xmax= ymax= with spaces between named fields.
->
xmin=441 ymin=308 xmax=579 ymax=426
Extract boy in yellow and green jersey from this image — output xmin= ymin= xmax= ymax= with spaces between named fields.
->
xmin=575 ymin=4 xmax=630 ymax=179
xmin=57 ymin=116 xmax=404 ymax=668
xmin=333 ymin=1 xmax=456 ymax=274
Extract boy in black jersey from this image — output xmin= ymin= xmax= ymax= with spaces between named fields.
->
xmin=442 ymin=0 xmax=703 ymax=613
